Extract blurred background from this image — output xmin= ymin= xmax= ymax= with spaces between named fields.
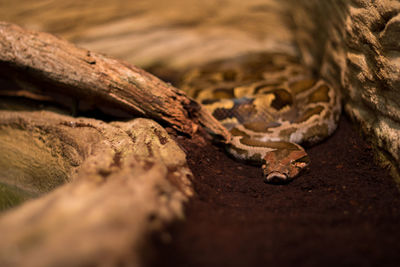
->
xmin=0 ymin=0 xmax=295 ymax=69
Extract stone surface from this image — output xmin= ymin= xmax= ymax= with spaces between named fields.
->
xmin=289 ymin=0 xmax=400 ymax=181
xmin=0 ymin=107 xmax=193 ymax=266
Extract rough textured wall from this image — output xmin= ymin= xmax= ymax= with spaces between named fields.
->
xmin=289 ymin=0 xmax=400 ymax=181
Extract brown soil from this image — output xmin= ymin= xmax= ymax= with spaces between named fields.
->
xmin=151 ymin=116 xmax=400 ymax=267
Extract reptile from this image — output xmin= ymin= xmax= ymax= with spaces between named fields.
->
xmin=179 ymin=52 xmax=341 ymax=183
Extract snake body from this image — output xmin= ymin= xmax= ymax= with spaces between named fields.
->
xmin=180 ymin=52 xmax=341 ymax=183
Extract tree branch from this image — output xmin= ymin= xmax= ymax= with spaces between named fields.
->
xmin=0 ymin=21 xmax=230 ymax=140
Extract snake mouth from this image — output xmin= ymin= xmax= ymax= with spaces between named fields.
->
xmin=265 ymin=171 xmax=289 ymax=184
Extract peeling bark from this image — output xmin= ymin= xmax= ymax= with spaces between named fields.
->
xmin=0 ymin=21 xmax=230 ymax=141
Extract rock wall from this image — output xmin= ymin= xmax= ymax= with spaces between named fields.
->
xmin=289 ymin=0 xmax=400 ymax=182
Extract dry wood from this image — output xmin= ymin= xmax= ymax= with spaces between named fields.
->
xmin=0 ymin=110 xmax=192 ymax=267
xmin=0 ymin=21 xmax=230 ymax=140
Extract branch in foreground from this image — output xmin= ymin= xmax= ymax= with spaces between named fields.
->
xmin=0 ymin=21 xmax=230 ymax=140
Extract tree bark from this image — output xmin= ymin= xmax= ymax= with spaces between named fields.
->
xmin=0 ymin=110 xmax=193 ymax=267
xmin=0 ymin=21 xmax=230 ymax=140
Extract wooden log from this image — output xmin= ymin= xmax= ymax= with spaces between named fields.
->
xmin=0 ymin=110 xmax=193 ymax=266
xmin=0 ymin=21 xmax=230 ymax=140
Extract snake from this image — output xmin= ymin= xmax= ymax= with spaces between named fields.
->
xmin=179 ymin=52 xmax=341 ymax=183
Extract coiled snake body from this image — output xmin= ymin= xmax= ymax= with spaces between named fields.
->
xmin=180 ymin=52 xmax=341 ymax=183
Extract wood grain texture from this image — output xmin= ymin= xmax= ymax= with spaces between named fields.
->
xmin=0 ymin=22 xmax=230 ymax=140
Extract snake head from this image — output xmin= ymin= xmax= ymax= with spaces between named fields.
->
xmin=262 ymin=148 xmax=310 ymax=183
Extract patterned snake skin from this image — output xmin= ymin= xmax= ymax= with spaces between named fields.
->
xmin=180 ymin=52 xmax=341 ymax=183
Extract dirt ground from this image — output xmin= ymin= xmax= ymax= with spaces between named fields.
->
xmin=151 ymin=115 xmax=400 ymax=267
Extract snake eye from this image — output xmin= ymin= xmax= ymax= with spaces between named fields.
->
xmin=291 ymin=155 xmax=310 ymax=169
xmin=291 ymin=156 xmax=310 ymax=176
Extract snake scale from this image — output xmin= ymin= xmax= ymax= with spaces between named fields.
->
xmin=180 ymin=52 xmax=341 ymax=183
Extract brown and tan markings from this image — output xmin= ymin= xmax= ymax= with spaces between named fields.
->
xmin=180 ymin=52 xmax=341 ymax=183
